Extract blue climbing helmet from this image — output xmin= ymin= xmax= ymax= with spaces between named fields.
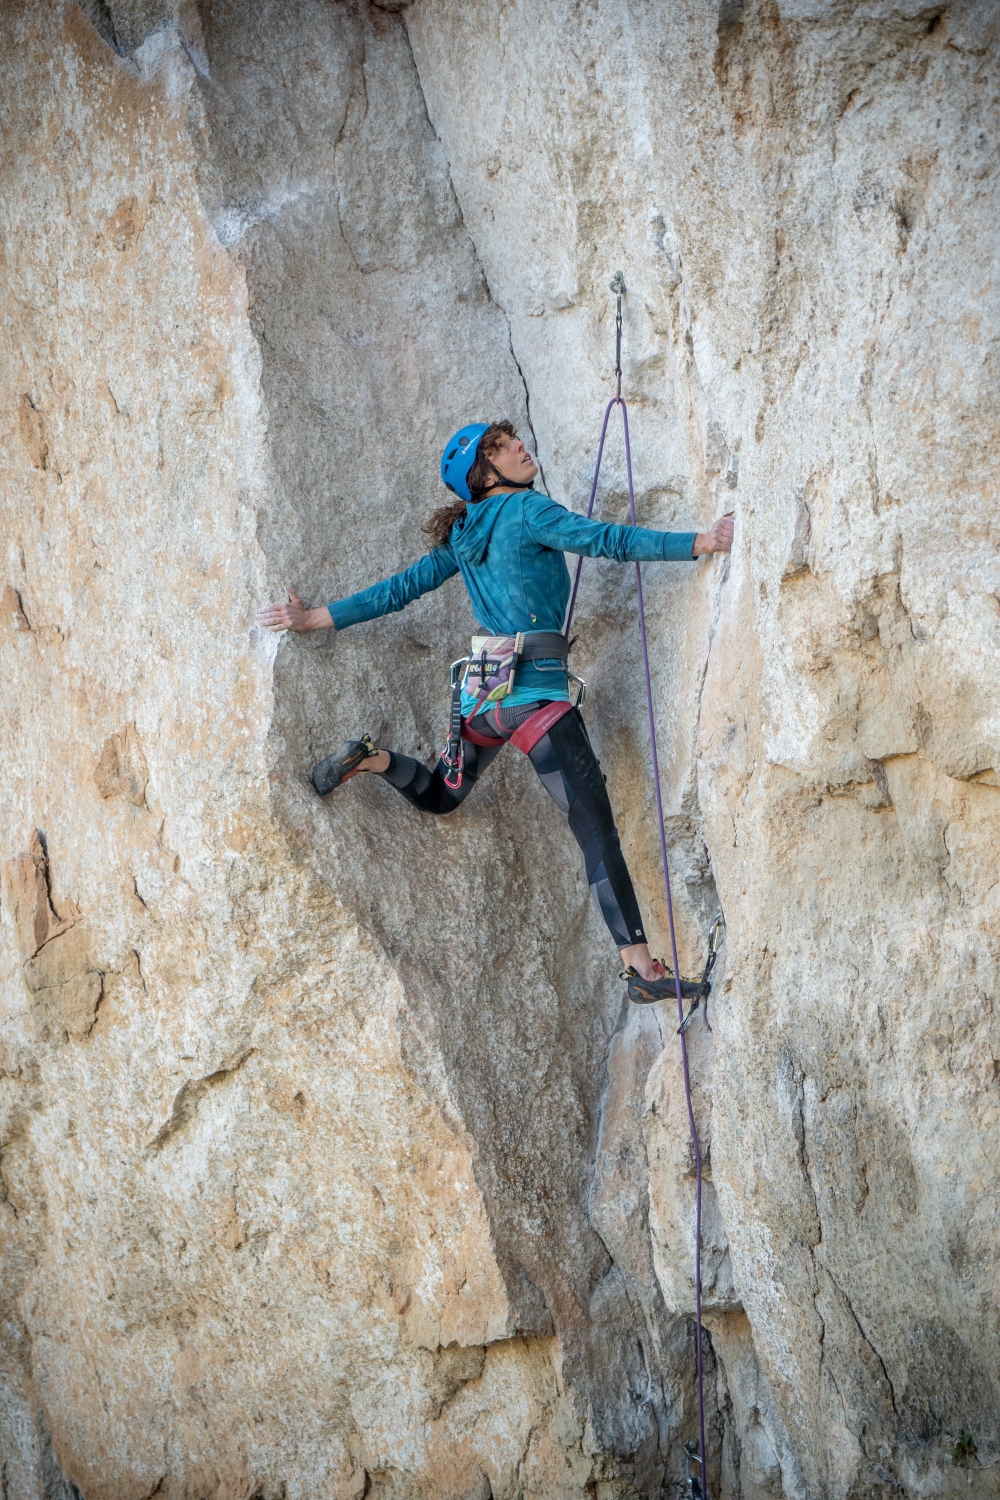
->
xmin=440 ymin=422 xmax=489 ymax=503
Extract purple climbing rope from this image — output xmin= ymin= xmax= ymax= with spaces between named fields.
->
xmin=565 ymin=281 xmax=709 ymax=1491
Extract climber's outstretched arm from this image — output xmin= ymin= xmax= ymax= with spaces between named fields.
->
xmin=521 ymin=493 xmax=733 ymax=562
xmin=256 ymin=545 xmax=460 ymax=635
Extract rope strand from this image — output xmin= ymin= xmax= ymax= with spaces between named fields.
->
xmin=566 ymin=285 xmax=709 ymax=1491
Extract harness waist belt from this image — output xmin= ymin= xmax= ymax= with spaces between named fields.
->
xmin=473 ymin=630 xmax=568 ymax=664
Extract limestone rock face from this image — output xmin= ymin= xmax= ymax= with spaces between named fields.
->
xmin=1 ymin=2 xmax=997 ymax=1498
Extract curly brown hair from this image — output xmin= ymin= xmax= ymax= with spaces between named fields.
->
xmin=422 ymin=420 xmax=518 ymax=548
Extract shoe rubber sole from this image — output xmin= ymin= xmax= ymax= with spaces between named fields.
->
xmin=311 ymin=735 xmax=378 ymax=797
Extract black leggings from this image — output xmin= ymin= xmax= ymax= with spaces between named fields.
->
xmin=379 ymin=702 xmax=647 ymax=951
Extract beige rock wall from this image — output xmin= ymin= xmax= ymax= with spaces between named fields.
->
xmin=1 ymin=2 xmax=998 ymax=1498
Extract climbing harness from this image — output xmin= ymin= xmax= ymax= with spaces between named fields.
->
xmin=564 ymin=270 xmax=719 ymax=1493
xmin=441 ymin=631 xmax=587 ymax=791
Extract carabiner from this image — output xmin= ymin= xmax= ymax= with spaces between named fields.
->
xmin=683 ymin=1439 xmax=703 ymax=1499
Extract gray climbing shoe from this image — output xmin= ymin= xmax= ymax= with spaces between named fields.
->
xmin=624 ymin=967 xmax=702 ymax=1007
xmin=311 ymin=734 xmax=379 ymax=797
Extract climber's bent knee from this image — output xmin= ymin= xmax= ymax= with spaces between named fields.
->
xmin=378 ymin=743 xmax=503 ymax=815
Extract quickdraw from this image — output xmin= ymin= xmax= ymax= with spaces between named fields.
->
xmin=685 ymin=1438 xmax=704 ymax=1499
xmin=441 ymin=656 xmax=470 ymax=790
xmin=678 ymin=915 xmax=726 ymax=1036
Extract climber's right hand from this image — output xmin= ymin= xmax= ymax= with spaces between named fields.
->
xmin=256 ymin=591 xmax=334 ymax=633
xmin=692 ymin=514 xmax=735 ymax=557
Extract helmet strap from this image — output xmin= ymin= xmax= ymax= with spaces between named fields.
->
xmin=473 ymin=456 xmax=534 ymax=498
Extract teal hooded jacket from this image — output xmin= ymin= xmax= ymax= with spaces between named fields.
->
xmin=328 ymin=489 xmax=697 ymax=707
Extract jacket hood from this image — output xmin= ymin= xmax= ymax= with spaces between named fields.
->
xmin=449 ymin=489 xmax=528 ymax=566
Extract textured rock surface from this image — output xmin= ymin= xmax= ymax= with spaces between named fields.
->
xmin=1 ymin=1 xmax=998 ymax=1497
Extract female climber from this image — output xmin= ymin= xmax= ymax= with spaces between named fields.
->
xmin=256 ymin=422 xmax=733 ymax=1002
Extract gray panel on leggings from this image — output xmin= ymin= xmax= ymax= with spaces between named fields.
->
xmin=590 ymin=873 xmax=637 ymax=948
xmin=535 ymin=767 xmax=571 ymax=817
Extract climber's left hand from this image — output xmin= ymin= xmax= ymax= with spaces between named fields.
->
xmin=692 ymin=514 xmax=734 ymax=557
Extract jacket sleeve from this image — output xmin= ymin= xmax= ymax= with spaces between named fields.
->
xmin=328 ymin=545 xmax=460 ymax=629
xmin=522 ymin=493 xmax=697 ymax=563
